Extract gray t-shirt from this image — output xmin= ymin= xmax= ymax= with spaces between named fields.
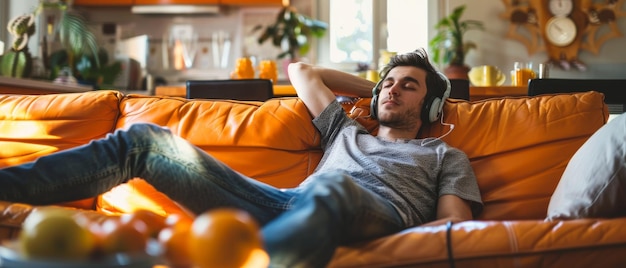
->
xmin=303 ymin=101 xmax=483 ymax=227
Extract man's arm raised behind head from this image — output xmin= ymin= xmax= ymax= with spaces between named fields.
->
xmin=288 ymin=62 xmax=376 ymax=118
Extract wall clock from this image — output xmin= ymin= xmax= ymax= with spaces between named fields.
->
xmin=545 ymin=16 xmax=578 ymax=46
xmin=549 ymin=0 xmax=574 ymax=16
xmin=501 ymin=0 xmax=626 ymax=71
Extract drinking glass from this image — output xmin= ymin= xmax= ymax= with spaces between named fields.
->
xmin=181 ymin=33 xmax=198 ymax=69
xmin=511 ymin=62 xmax=536 ymax=86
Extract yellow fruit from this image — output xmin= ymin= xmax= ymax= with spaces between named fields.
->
xmin=19 ymin=208 xmax=96 ymax=260
xmin=188 ymin=208 xmax=267 ymax=268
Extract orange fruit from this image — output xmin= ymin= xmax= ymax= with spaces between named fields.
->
xmin=19 ymin=208 xmax=97 ymax=260
xmin=158 ymin=222 xmax=193 ymax=268
xmin=120 ymin=209 xmax=168 ymax=238
xmin=98 ymin=217 xmax=148 ymax=255
xmin=188 ymin=208 xmax=267 ymax=268
xmin=165 ymin=213 xmax=194 ymax=228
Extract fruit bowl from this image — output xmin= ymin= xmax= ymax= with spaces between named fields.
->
xmin=0 ymin=240 xmax=162 ymax=268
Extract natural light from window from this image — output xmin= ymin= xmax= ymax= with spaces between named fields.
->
xmin=319 ymin=0 xmax=431 ymax=71
xmin=329 ymin=0 xmax=373 ymax=64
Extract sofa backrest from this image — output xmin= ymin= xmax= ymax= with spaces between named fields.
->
xmin=0 ymin=90 xmax=123 ymax=209
xmin=349 ymin=91 xmax=609 ymax=220
xmin=99 ymin=95 xmax=324 ymax=216
xmin=0 ymin=90 xmax=608 ymax=221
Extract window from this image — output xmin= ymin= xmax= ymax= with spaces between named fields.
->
xmin=0 ymin=1 xmax=7 ymax=52
xmin=316 ymin=0 xmax=434 ymax=72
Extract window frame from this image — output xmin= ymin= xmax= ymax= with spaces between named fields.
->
xmin=0 ymin=1 xmax=7 ymax=51
xmin=315 ymin=0 xmax=443 ymax=73
xmin=315 ymin=0 xmax=387 ymax=72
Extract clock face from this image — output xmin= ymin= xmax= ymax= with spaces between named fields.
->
xmin=545 ymin=17 xmax=578 ymax=47
xmin=549 ymin=0 xmax=574 ymax=16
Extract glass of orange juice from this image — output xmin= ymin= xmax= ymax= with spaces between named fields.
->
xmin=511 ymin=62 xmax=536 ymax=86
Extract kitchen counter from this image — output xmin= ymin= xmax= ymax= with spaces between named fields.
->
xmin=0 ymin=76 xmax=94 ymax=94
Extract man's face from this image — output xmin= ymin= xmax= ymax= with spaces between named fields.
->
xmin=376 ymin=66 xmax=429 ymax=128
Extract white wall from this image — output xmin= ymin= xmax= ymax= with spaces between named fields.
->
xmin=447 ymin=0 xmax=626 ymax=80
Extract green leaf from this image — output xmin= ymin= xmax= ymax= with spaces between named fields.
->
xmin=428 ymin=4 xmax=484 ymax=66
xmin=58 ymin=13 xmax=100 ymax=68
xmin=255 ymin=5 xmax=327 ymax=59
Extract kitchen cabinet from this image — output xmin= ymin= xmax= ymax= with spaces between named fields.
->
xmin=219 ymin=0 xmax=283 ymax=5
xmin=134 ymin=0 xmax=219 ymax=4
xmin=73 ymin=0 xmax=134 ymax=6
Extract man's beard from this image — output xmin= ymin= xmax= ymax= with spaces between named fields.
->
xmin=377 ymin=109 xmax=422 ymax=130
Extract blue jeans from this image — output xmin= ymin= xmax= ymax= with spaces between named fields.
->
xmin=0 ymin=123 xmax=405 ymax=267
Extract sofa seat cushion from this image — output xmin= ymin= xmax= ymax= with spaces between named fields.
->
xmin=547 ymin=112 xmax=626 ymax=220
xmin=99 ymin=96 xmax=323 ymax=215
xmin=349 ymin=91 xmax=608 ymax=220
xmin=329 ymin=217 xmax=626 ymax=267
xmin=0 ymin=90 xmax=123 ymax=209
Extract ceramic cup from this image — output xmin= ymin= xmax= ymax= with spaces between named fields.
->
xmin=469 ymin=65 xmax=505 ymax=86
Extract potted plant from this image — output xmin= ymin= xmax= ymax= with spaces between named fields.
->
xmin=1 ymin=0 xmax=110 ymax=84
xmin=429 ymin=5 xmax=484 ymax=79
xmin=0 ymin=14 xmax=36 ymax=78
xmin=37 ymin=0 xmax=108 ymax=84
xmin=254 ymin=5 xmax=328 ymax=61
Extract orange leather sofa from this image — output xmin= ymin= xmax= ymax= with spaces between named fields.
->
xmin=1 ymin=90 xmax=625 ymax=267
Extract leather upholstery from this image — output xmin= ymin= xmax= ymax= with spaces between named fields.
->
xmin=1 ymin=90 xmax=624 ymax=267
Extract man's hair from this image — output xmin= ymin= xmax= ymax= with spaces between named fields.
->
xmin=378 ymin=48 xmax=447 ymax=99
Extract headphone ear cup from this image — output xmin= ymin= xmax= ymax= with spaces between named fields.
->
xmin=370 ymin=80 xmax=383 ymax=119
xmin=370 ymin=94 xmax=378 ymax=119
xmin=421 ymin=95 xmax=435 ymax=123
xmin=429 ymin=97 xmax=442 ymax=122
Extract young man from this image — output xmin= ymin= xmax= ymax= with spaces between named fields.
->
xmin=0 ymin=48 xmax=482 ymax=267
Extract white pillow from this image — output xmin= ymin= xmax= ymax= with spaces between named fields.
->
xmin=546 ymin=112 xmax=626 ymax=220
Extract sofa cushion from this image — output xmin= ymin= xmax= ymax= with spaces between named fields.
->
xmin=0 ymin=90 xmax=123 ymax=210
xmin=0 ymin=90 xmax=122 ymax=167
xmin=350 ymin=91 xmax=608 ymax=220
xmin=99 ymin=95 xmax=323 ymax=215
xmin=547 ymin=112 xmax=626 ymax=220
xmin=428 ymin=92 xmax=608 ymax=220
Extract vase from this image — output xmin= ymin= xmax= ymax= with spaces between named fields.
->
xmin=443 ymin=64 xmax=470 ymax=80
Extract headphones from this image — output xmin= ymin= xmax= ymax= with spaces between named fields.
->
xmin=370 ymin=71 xmax=451 ymax=123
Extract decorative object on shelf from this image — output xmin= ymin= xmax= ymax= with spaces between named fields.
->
xmin=429 ymin=5 xmax=485 ymax=80
xmin=258 ymin=59 xmax=278 ymax=84
xmin=468 ymin=65 xmax=506 ymax=86
xmin=501 ymin=0 xmax=626 ymax=71
xmin=0 ymin=14 xmax=36 ymax=78
xmin=511 ymin=61 xmax=536 ymax=86
xmin=230 ymin=57 xmax=255 ymax=79
xmin=253 ymin=4 xmax=328 ymax=60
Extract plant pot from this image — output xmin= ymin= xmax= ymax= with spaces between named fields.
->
xmin=443 ymin=64 xmax=470 ymax=80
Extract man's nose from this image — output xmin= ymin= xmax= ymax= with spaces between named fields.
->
xmin=388 ymin=85 xmax=400 ymax=96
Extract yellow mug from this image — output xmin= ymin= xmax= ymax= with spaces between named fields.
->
xmin=468 ymin=65 xmax=505 ymax=86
